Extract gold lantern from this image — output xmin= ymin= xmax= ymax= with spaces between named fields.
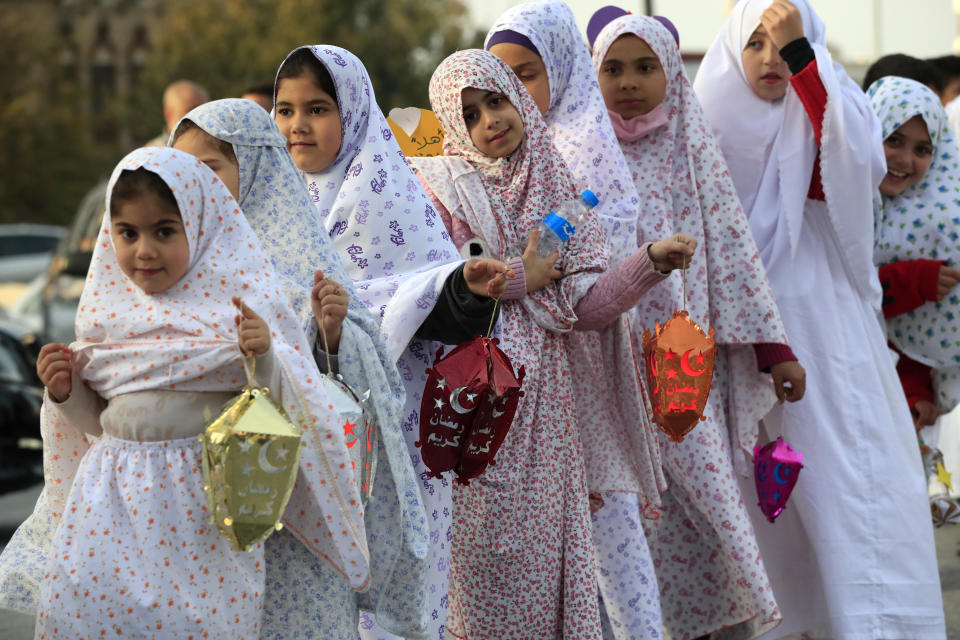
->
xmin=201 ymin=359 xmax=302 ymax=552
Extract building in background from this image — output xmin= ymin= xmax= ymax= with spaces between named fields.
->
xmin=27 ymin=0 xmax=163 ymax=147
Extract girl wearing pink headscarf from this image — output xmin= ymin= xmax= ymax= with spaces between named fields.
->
xmin=411 ymin=48 xmax=695 ymax=639
xmin=590 ymin=13 xmax=808 ymax=639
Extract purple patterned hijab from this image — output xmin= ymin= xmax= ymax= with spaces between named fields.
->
xmin=276 ymin=45 xmax=462 ymax=360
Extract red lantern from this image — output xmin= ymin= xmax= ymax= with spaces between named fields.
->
xmin=642 ymin=310 xmax=716 ymax=442
xmin=417 ymin=336 xmax=524 ymax=483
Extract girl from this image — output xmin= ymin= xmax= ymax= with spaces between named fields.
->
xmin=0 ymin=147 xmax=366 ymax=636
xmin=869 ymin=76 xmax=960 ymax=514
xmin=484 ymin=12 xmax=667 ymax=635
xmin=410 ymin=48 xmax=695 ymax=638
xmin=486 ymin=0 xmax=642 ymax=262
xmin=694 ymin=1 xmax=945 ymax=637
xmin=590 ymin=13 xmax=805 ymax=639
xmin=272 ymin=46 xmax=510 ymax=640
xmin=868 ymin=77 xmax=960 ymax=426
xmin=168 ymin=98 xmax=432 ymax=639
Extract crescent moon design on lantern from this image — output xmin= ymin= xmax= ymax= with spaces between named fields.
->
xmin=773 ymin=462 xmax=793 ymax=485
xmin=680 ymin=349 xmax=707 ymax=377
xmin=258 ymin=438 xmax=286 ymax=475
xmin=449 ymin=387 xmax=475 ymax=415
xmin=756 ymin=461 xmax=769 ymax=483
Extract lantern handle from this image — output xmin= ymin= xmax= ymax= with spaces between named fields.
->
xmin=238 ymin=296 xmax=256 ymax=387
xmin=681 ymin=255 xmax=688 ymax=311
xmin=319 ymin=305 xmax=334 ymax=377
xmin=486 ymin=297 xmax=501 ymax=339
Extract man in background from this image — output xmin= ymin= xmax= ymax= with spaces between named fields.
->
xmin=144 ymin=79 xmax=210 ymax=147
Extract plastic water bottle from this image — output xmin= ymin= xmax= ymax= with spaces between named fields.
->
xmin=536 ymin=189 xmax=600 ymax=257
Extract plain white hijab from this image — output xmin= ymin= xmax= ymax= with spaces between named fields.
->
xmin=694 ymin=0 xmax=885 ymax=302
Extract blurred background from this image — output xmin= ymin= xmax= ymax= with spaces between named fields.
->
xmin=0 ymin=0 xmax=959 ymax=636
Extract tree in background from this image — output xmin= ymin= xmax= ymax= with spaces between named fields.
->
xmin=128 ymin=0 xmax=482 ymax=144
xmin=0 ymin=0 xmax=480 ymax=226
xmin=0 ymin=9 xmax=119 ymax=226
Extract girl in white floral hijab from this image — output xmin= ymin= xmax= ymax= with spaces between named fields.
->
xmin=0 ymin=147 xmax=365 ymax=636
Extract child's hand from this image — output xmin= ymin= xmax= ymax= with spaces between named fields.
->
xmin=464 ymin=258 xmax=515 ymax=298
xmin=234 ymin=297 xmax=271 ymax=356
xmin=760 ymin=0 xmax=805 ymax=50
xmin=937 ymin=265 xmax=960 ymax=301
xmin=648 ymin=234 xmax=698 ymax=272
xmin=311 ymin=269 xmax=348 ymax=354
xmin=912 ymin=399 xmax=940 ymax=431
xmin=521 ymin=229 xmax=562 ymax=293
xmin=770 ymin=360 xmax=806 ymax=404
xmin=37 ymin=343 xmax=73 ymax=403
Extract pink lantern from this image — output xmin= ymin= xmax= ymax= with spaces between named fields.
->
xmin=753 ymin=437 xmax=803 ymax=523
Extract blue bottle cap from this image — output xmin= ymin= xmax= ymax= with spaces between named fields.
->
xmin=543 ymin=211 xmax=575 ymax=242
xmin=580 ymin=189 xmax=599 ymax=208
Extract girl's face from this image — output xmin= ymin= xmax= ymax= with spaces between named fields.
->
xmin=879 ymin=115 xmax=934 ymax=196
xmin=488 ymin=42 xmax=551 ymax=116
xmin=598 ymin=35 xmax=666 ymax=119
xmin=172 ymin=128 xmax=240 ymax=200
xmin=275 ymin=73 xmax=343 ymax=173
xmin=461 ymin=88 xmax=525 ymax=158
xmin=111 ymin=194 xmax=190 ymax=294
xmin=741 ymin=25 xmax=790 ymax=101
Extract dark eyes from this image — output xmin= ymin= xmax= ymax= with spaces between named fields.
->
xmin=885 ymin=135 xmax=933 ymax=157
xmin=276 ymin=106 xmax=327 ymax=116
xmin=116 ymin=227 xmax=177 ymax=241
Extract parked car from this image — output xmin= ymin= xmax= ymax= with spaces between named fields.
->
xmin=39 ymin=181 xmax=107 ymax=345
xmin=0 ymin=316 xmax=43 ymax=495
xmin=0 ymin=223 xmax=66 ymax=283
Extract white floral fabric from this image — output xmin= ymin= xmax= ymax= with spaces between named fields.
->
xmin=1 ymin=147 xmax=367 ymax=636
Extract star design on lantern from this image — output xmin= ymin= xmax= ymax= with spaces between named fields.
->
xmin=436 ymin=378 xmax=447 ymax=390
xmin=434 ymin=397 xmax=445 ymax=410
xmin=665 ymin=349 xmax=676 ymax=361
xmin=695 ymin=353 xmax=705 ymax=365
xmin=343 ymin=420 xmax=357 ymax=437
xmin=241 ymin=463 xmax=254 ymax=477
xmin=238 ymin=438 xmax=254 ymax=453
xmin=937 ymin=462 xmax=953 ymax=491
xmin=666 ymin=369 xmax=678 ymax=380
xmin=466 ymin=392 xmax=478 ymax=403
xmin=275 ymin=446 xmax=290 ymax=461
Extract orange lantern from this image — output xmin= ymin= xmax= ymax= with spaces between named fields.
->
xmin=642 ymin=309 xmax=715 ymax=442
